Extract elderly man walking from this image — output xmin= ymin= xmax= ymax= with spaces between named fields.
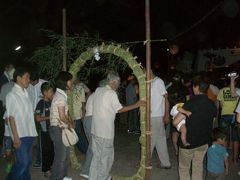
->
xmin=89 ymin=72 xmax=144 ymax=180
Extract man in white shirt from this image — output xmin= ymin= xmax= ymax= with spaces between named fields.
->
xmin=150 ymin=69 xmax=171 ymax=168
xmin=27 ymin=72 xmax=46 ymax=110
xmin=27 ymin=71 xmax=46 ymax=168
xmin=5 ymin=67 xmax=38 ymax=180
xmin=89 ymin=72 xmax=144 ymax=180
xmin=0 ymin=63 xmax=15 ymax=155
xmin=80 ymin=79 xmax=107 ymax=178
xmin=0 ymin=78 xmax=15 ymax=172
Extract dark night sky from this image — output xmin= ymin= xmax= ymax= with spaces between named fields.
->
xmin=0 ymin=0 xmax=239 ymax=69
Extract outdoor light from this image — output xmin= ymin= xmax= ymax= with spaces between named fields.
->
xmin=15 ymin=46 xmax=21 ymax=51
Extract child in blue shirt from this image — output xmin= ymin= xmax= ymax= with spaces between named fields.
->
xmin=207 ymin=128 xmax=229 ymax=180
xmin=35 ymin=82 xmax=54 ymax=178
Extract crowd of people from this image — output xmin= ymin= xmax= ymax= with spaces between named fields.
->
xmin=167 ymin=71 xmax=240 ymax=180
xmin=0 ymin=61 xmax=239 ymax=180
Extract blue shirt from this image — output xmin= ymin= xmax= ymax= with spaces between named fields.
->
xmin=125 ymin=83 xmax=137 ymax=105
xmin=207 ymin=143 xmax=228 ymax=173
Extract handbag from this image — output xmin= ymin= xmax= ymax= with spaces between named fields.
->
xmin=62 ymin=127 xmax=79 ymax=147
xmin=57 ymin=118 xmax=79 ymax=147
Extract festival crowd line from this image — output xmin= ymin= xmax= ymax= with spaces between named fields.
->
xmin=0 ymin=62 xmax=240 ymax=180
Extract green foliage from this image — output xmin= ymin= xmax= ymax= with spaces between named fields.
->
xmin=28 ymin=31 xmax=99 ymax=79
xmin=28 ymin=31 xmax=129 ymax=80
xmin=77 ymin=53 xmax=129 ymax=82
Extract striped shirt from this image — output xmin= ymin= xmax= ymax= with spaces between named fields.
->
xmin=6 ymin=83 xmax=38 ymax=139
xmin=50 ymin=88 xmax=68 ymax=127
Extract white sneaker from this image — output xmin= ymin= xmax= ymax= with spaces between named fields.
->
xmin=63 ymin=177 xmax=72 ymax=180
xmin=79 ymin=173 xmax=89 ymax=179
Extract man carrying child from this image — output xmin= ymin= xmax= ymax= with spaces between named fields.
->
xmin=173 ymin=75 xmax=217 ymax=180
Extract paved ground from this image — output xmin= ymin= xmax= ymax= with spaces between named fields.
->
xmin=0 ymin=121 xmax=240 ymax=180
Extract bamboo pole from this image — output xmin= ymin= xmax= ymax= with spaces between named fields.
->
xmin=62 ymin=8 xmax=67 ymax=71
xmin=145 ymin=0 xmax=152 ymax=179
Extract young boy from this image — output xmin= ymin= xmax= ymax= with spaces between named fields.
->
xmin=35 ymin=82 xmax=54 ymax=177
xmin=207 ymin=128 xmax=229 ymax=180
xmin=171 ymin=103 xmax=192 ymax=146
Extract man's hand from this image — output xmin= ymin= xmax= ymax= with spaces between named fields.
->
xmin=230 ymin=74 xmax=239 ymax=81
xmin=136 ymin=100 xmax=146 ymax=107
xmin=13 ymin=137 xmax=21 ymax=149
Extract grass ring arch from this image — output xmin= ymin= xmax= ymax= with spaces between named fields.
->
xmin=69 ymin=43 xmax=147 ymax=180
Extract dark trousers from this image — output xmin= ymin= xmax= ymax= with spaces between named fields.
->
xmin=0 ymin=101 xmax=4 ymax=147
xmin=5 ymin=137 xmax=35 ymax=180
xmin=75 ymin=119 xmax=88 ymax=154
xmin=128 ymin=108 xmax=140 ymax=132
xmin=41 ymin=131 xmax=54 ymax=172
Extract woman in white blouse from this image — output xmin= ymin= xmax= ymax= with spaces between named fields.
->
xmin=49 ymin=71 xmax=73 ymax=180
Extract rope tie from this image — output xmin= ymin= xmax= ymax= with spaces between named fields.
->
xmin=145 ymin=131 xmax=152 ymax=135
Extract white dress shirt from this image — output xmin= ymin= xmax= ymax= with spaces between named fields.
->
xmin=151 ymin=77 xmax=167 ymax=117
xmin=27 ymin=79 xmax=46 ymax=110
xmin=85 ymin=92 xmax=94 ymax=117
xmin=6 ymin=83 xmax=38 ymax=139
xmin=0 ymin=81 xmax=15 ymax=106
xmin=91 ymin=85 xmax=123 ymax=139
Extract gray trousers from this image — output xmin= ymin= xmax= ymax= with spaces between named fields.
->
xmin=49 ymin=126 xmax=70 ymax=180
xmin=151 ymin=116 xmax=171 ymax=167
xmin=81 ymin=116 xmax=93 ymax=175
xmin=89 ymin=135 xmax=114 ymax=180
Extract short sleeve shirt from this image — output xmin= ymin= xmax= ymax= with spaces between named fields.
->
xmin=85 ymin=93 xmax=94 ymax=117
xmin=217 ymin=87 xmax=239 ymax=115
xmin=207 ymin=144 xmax=228 ymax=173
xmin=181 ymin=95 xmax=217 ymax=149
xmin=50 ymin=88 xmax=68 ymax=127
xmin=236 ymin=101 xmax=240 ymax=113
xmin=126 ymin=83 xmax=137 ymax=105
xmin=151 ymin=77 xmax=167 ymax=117
xmin=0 ymin=81 xmax=14 ymax=106
xmin=35 ymin=99 xmax=51 ymax=132
xmin=6 ymin=84 xmax=37 ymax=138
xmin=91 ymin=85 xmax=123 ymax=139
xmin=72 ymin=83 xmax=86 ymax=120
xmin=27 ymin=79 xmax=47 ymax=110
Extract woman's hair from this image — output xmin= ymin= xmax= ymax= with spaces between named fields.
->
xmin=212 ymin=128 xmax=227 ymax=141
xmin=55 ymin=71 xmax=73 ymax=90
